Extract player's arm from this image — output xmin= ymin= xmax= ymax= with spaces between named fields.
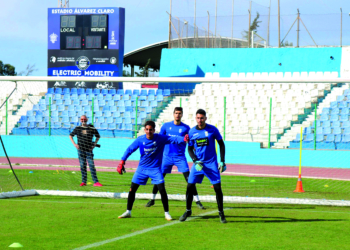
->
xmin=188 ymin=139 xmax=203 ymax=171
xmin=69 ymin=128 xmax=79 ymax=150
xmin=163 ymin=134 xmax=189 ymax=144
xmin=117 ymin=139 xmax=139 ymax=175
xmin=92 ymin=127 xmax=100 ymax=149
xmin=159 ymin=125 xmax=166 ymax=135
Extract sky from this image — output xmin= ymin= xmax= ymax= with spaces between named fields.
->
xmin=0 ymin=0 xmax=349 ymax=76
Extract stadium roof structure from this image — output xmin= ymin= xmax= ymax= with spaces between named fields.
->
xmin=123 ymin=41 xmax=168 ymax=72
xmin=123 ymin=37 xmax=266 ymax=74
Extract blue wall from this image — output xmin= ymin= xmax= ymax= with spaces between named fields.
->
xmin=1 ymin=136 xmax=349 ymax=169
xmin=158 ymin=48 xmax=342 ymax=91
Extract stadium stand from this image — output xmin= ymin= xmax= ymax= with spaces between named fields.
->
xmin=11 ymin=86 xmax=172 ymax=138
xmin=149 ymin=71 xmax=341 ymax=148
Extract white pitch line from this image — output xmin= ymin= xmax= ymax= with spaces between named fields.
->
xmin=72 ymin=208 xmax=230 ymax=250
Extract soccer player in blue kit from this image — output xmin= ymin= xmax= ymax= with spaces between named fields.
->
xmin=117 ymin=120 xmax=189 ymax=221
xmin=179 ymin=109 xmax=227 ymax=223
xmin=145 ymin=107 xmax=205 ymax=209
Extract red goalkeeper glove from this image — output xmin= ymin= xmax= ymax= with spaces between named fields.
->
xmin=184 ymin=134 xmax=189 ymax=142
xmin=117 ymin=160 xmax=126 ymax=175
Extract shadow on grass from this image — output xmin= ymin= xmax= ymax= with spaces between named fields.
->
xmin=198 ymin=215 xmax=346 ymax=223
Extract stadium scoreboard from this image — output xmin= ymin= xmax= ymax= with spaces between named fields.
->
xmin=48 ymin=7 xmax=125 ymax=88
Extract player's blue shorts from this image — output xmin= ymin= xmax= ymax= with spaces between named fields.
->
xmin=161 ymin=156 xmax=189 ymax=174
xmin=188 ymin=162 xmax=221 ymax=185
xmin=132 ymin=168 xmax=165 ymax=185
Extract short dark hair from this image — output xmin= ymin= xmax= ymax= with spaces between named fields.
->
xmin=196 ymin=109 xmax=206 ymax=116
xmin=174 ymin=107 xmax=183 ymax=114
xmin=144 ymin=120 xmax=156 ymax=129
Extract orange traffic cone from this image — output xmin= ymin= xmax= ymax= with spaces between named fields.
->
xmin=294 ymin=174 xmax=305 ymax=193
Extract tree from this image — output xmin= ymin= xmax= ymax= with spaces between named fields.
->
xmin=0 ymin=61 xmax=17 ymax=76
xmin=123 ymin=70 xmax=131 ymax=77
xmin=281 ymin=40 xmax=293 ymax=47
xmin=135 ymin=58 xmax=151 ymax=77
xmin=242 ymin=12 xmax=261 ymax=41
xmin=18 ymin=64 xmax=38 ymax=76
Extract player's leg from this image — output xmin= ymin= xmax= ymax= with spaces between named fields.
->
xmin=213 ymin=183 xmax=226 ymax=223
xmin=179 ymin=168 xmax=204 ymax=222
xmin=77 ymin=150 xmax=87 ymax=186
xmin=203 ymin=166 xmax=227 ymax=223
xmin=118 ymin=182 xmax=140 ymax=218
xmin=183 ymin=172 xmax=205 ymax=209
xmin=145 ymin=173 xmax=166 ymax=207
xmin=156 ymin=183 xmax=172 ymax=221
xmin=86 ymin=151 xmax=101 ymax=186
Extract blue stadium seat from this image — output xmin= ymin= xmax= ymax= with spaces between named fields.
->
xmin=122 ymin=95 xmax=130 ymax=101
xmin=56 ymin=99 xmax=63 ymax=105
xmin=319 ymin=134 xmax=335 ymax=149
xmin=340 ymin=115 xmax=348 ymax=122
xmin=118 ymin=100 xmax=125 ymax=107
xmin=330 ymin=101 xmax=338 ymax=108
xmin=75 ymin=106 xmax=82 ymax=112
xmin=40 ymin=104 xmax=47 ymax=111
xmin=65 ymin=99 xmax=73 ymax=106
xmin=344 ymin=89 xmax=350 ymax=96
xmin=113 ymin=112 xmax=121 ymax=118
xmin=156 ymin=89 xmax=163 ymax=95
xmin=141 ymin=101 xmax=149 ymax=107
xmin=73 ymin=99 xmax=80 ymax=106
xmin=337 ymin=95 xmax=345 ymax=102
xmin=39 ymin=99 xmax=46 ymax=105
xmin=338 ymin=135 xmax=350 ymax=150
xmin=302 ymin=134 xmax=314 ymax=149
xmin=68 ymin=105 xmax=75 ymax=111
xmin=330 ymin=114 xmax=339 ymax=121
xmin=125 ymin=106 xmax=133 ymax=112
xmin=99 ymin=123 xmax=114 ymax=137
xmin=342 ymin=121 xmax=350 ymax=128
xmin=94 ymin=123 xmax=101 ymax=129
xmin=108 ymin=100 xmax=115 ymax=107
xmin=47 ymin=88 xmax=54 ymax=94
xmin=115 ymin=117 xmax=122 ymax=123
xmin=20 ymin=116 xmax=27 ymax=123
xmin=71 ymin=94 xmax=78 ymax=100
xmin=79 ymin=94 xmax=87 ymax=100
xmin=339 ymin=101 xmax=348 ymax=108
xmin=105 ymin=94 xmax=112 ymax=100
xmin=316 ymin=134 xmax=324 ymax=142
xmin=148 ymin=89 xmax=155 ymax=96
xmin=333 ymin=127 xmax=342 ymax=135
xmin=33 ymin=104 xmax=40 ymax=111
xmin=150 ymin=101 xmax=158 ymax=107
xmin=139 ymin=112 xmax=147 ymax=119
xmin=93 ymin=89 xmax=100 ymax=95
xmin=97 ymin=117 xmax=105 ymax=123
xmin=81 ymin=100 xmax=88 ymax=106
xmin=125 ymin=100 xmax=131 ymax=106
xmin=304 ymin=127 xmax=312 ymax=134
xmin=86 ymin=94 xmax=93 ymax=101
xmin=62 ymin=88 xmax=69 ymax=94
xmin=340 ymin=108 xmax=349 ymax=115
xmin=94 ymin=111 xmax=102 ymax=117
xmin=331 ymin=108 xmax=339 ymax=115
xmin=133 ymin=89 xmax=140 ymax=96
xmin=63 ymin=94 xmax=70 ymax=100
xmin=106 ymin=117 xmax=113 ymax=123
xmin=124 ymin=111 xmax=131 ymax=118
xmin=316 ymin=127 xmax=323 ymax=135
xmin=131 ymin=95 xmax=138 ymax=101
xmin=62 ymin=117 xmax=70 ymax=123
xmin=126 ymin=123 xmax=133 ymax=131
xmin=118 ymin=106 xmax=125 ymax=112
xmin=51 ymin=111 xmax=59 ymax=117
xmin=98 ymin=100 xmax=106 ymax=106
xmin=125 ymin=117 xmax=132 ymax=124
xmin=57 ymin=105 xmax=64 ymax=112
xmin=157 ymin=95 xmax=164 ymax=102
xmin=139 ymin=95 xmax=147 ymax=101
xmin=35 ymin=115 xmax=43 ymax=122
xmin=140 ymin=89 xmax=147 ymax=96
xmin=26 ymin=110 xmax=34 ymax=116
xmin=102 ymin=106 xmax=110 ymax=112
xmin=323 ymin=127 xmax=331 ymax=135
xmin=62 ymin=110 xmax=69 ymax=117
xmin=145 ymin=106 xmax=153 ymax=113
xmin=68 ymin=111 xmax=76 ymax=117
xmin=85 ymin=88 xmax=92 ymax=95
xmin=54 ymin=88 xmax=62 ymax=94
xmin=109 ymin=89 xmax=116 ymax=95
xmin=332 ymin=121 xmax=340 ymax=128
xmin=117 ymin=89 xmax=124 ymax=95
xmin=97 ymin=94 xmax=104 ymax=100
xmin=45 ymin=98 xmax=52 ymax=105
xmin=42 ymin=111 xmax=49 ymax=117
xmin=77 ymin=88 xmax=85 ymax=95
xmin=148 ymin=95 xmax=155 ymax=101
xmin=104 ymin=111 xmax=112 ymax=117
xmin=322 ymin=121 xmax=331 ymax=128
xmin=163 ymin=89 xmax=171 ymax=96
xmin=101 ymin=89 xmax=109 ymax=95
xmin=53 ymin=94 xmax=62 ymax=100
xmin=113 ymin=94 xmax=121 ymax=101
xmin=71 ymin=88 xmax=78 ymax=95
xmin=344 ymin=128 xmax=350 ymax=135
xmin=125 ymin=89 xmax=132 ymax=95
xmin=28 ymin=116 xmax=36 ymax=122
xmin=77 ymin=111 xmax=85 ymax=117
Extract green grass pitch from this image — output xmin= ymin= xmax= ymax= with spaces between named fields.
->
xmin=1 ymin=195 xmax=350 ymax=249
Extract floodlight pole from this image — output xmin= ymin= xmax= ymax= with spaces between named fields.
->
xmin=231 ymin=0 xmax=234 ymax=48
xmin=278 ymin=0 xmax=280 ymax=47
xmin=194 ymin=0 xmax=196 ymax=47
xmin=207 ymin=11 xmax=210 ymax=48
xmin=267 ymin=0 xmax=271 ymax=47
xmin=248 ymin=1 xmax=252 ymax=48
xmin=297 ymin=9 xmax=300 ymax=48
xmin=168 ymin=0 xmax=172 ymax=49
xmin=340 ymin=8 xmax=342 ymax=47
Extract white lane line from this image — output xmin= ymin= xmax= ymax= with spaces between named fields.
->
xmin=72 ymin=208 xmax=230 ymax=250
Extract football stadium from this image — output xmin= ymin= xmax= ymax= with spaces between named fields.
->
xmin=2 ymin=1 xmax=350 ymax=249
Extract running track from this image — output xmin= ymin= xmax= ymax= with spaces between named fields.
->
xmin=1 ymin=157 xmax=350 ymax=181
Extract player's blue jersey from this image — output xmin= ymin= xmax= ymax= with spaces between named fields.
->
xmin=188 ymin=124 xmax=223 ymax=165
xmin=160 ymin=121 xmax=190 ymax=157
xmin=121 ymin=134 xmax=184 ymax=170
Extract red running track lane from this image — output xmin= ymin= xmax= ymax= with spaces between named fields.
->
xmin=1 ymin=157 xmax=350 ymax=181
